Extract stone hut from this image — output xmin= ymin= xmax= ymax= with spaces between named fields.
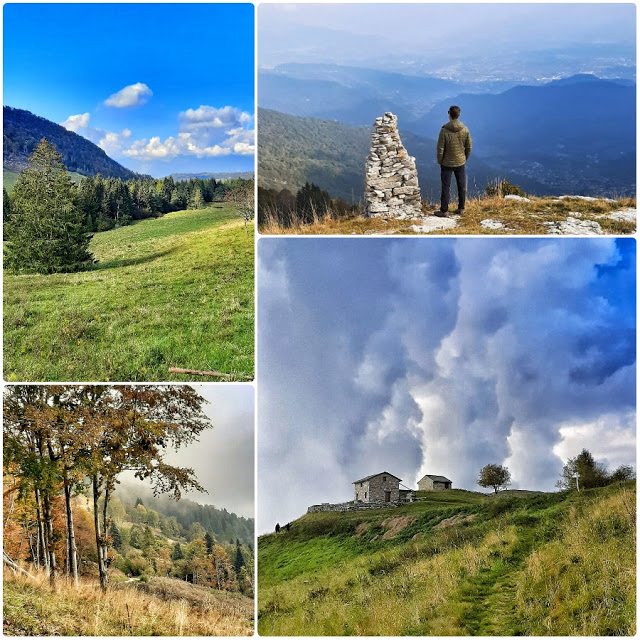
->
xmin=364 ymin=112 xmax=422 ymax=219
xmin=353 ymin=471 xmax=401 ymax=503
xmin=418 ymin=474 xmax=452 ymax=491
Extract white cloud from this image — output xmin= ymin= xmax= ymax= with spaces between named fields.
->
xmin=121 ymin=105 xmax=255 ymax=161
xmin=61 ymin=102 xmax=254 ymax=163
xmin=104 ymin=82 xmax=153 ymax=108
xmin=179 ymin=105 xmax=252 ymax=131
xmin=97 ymin=129 xmax=132 ymax=156
xmin=61 ymin=112 xmax=90 ymax=132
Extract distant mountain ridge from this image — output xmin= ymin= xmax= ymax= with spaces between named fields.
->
xmin=169 ymin=171 xmax=254 ymax=181
xmin=3 ymin=106 xmax=140 ymax=180
xmin=259 ymin=73 xmax=635 ymax=198
xmin=414 ymin=77 xmax=636 ymax=196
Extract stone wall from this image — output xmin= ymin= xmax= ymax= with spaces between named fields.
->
xmin=307 ymin=500 xmax=402 ymax=514
xmin=364 ymin=112 xmax=422 ymax=219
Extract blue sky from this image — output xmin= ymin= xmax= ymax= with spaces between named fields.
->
xmin=4 ymin=3 xmax=254 ymax=177
xmin=258 ymin=238 xmax=636 ymax=532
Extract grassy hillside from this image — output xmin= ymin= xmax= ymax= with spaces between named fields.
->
xmin=3 ymin=571 xmax=253 ymax=636
xmin=258 ymin=483 xmax=636 ymax=635
xmin=259 ymin=194 xmax=635 ymax=236
xmin=4 ymin=203 xmax=253 ymax=381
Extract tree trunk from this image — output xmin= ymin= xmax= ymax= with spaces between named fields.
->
xmin=63 ymin=479 xmax=79 ymax=587
xmin=41 ymin=491 xmax=57 ymax=587
xmin=34 ymin=488 xmax=50 ymax=574
xmin=92 ymin=477 xmax=109 ymax=592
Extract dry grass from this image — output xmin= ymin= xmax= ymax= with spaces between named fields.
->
xmin=258 ymin=196 xmax=636 ymax=235
xmin=3 ymin=569 xmax=254 ymax=636
xmin=513 ymin=489 xmax=636 ymax=635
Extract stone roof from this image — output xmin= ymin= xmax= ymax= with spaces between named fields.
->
xmin=420 ymin=474 xmax=452 ymax=483
xmin=352 ymin=471 xmax=402 ymax=484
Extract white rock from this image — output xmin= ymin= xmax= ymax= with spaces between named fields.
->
xmin=480 ymin=219 xmax=505 ymax=230
xmin=409 ymin=218 xmax=458 ymax=233
xmin=557 ymin=195 xmax=615 ymax=203
xmin=544 ymin=217 xmax=603 ymax=235
xmin=504 ymin=195 xmax=531 ymax=202
xmin=606 ymin=208 xmax=636 ymax=223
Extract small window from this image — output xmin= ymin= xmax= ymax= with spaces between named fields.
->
xmin=383 ymin=476 xmax=386 ymax=482
xmin=365 ymin=492 xmax=367 ymax=498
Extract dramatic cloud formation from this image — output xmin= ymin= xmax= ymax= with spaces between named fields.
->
xmin=104 ymin=82 xmax=153 ymax=108
xmin=61 ymin=112 xmax=90 ymax=132
xmin=258 ymin=239 xmax=636 ymax=532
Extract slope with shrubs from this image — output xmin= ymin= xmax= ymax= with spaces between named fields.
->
xmin=258 ymin=483 xmax=635 ymax=636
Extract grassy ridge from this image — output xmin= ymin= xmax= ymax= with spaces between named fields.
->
xmin=258 ymin=484 xmax=636 ymax=635
xmin=259 ymin=195 xmax=636 ymax=236
xmin=4 ymin=203 xmax=254 ymax=381
xmin=3 ymin=572 xmax=253 ymax=636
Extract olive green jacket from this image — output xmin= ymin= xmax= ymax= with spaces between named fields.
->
xmin=437 ymin=119 xmax=472 ymax=167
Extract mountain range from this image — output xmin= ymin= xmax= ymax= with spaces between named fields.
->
xmin=258 ymin=68 xmax=636 ymax=199
xmin=3 ymin=106 xmax=139 ymax=180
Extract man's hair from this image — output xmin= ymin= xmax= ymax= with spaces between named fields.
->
xmin=448 ymin=105 xmax=461 ymax=119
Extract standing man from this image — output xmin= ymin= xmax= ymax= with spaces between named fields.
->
xmin=435 ymin=105 xmax=472 ymax=216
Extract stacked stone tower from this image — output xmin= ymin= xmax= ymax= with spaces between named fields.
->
xmin=364 ymin=112 xmax=422 ymax=218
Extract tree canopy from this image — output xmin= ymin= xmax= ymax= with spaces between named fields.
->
xmin=477 ymin=463 xmax=511 ymax=493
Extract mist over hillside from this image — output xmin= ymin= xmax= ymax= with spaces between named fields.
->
xmin=115 ymin=483 xmax=254 ymax=546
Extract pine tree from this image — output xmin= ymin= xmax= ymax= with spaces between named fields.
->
xmin=205 ymin=531 xmax=215 ymax=555
xmin=109 ymin=521 xmax=123 ymax=551
xmin=3 ymin=186 xmax=11 ymax=222
xmin=171 ymin=542 xmax=184 ymax=561
xmin=4 ymin=139 xmax=94 ymax=273
xmin=234 ymin=539 xmax=245 ymax=575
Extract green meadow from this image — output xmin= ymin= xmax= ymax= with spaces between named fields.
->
xmin=258 ymin=484 xmax=636 ymax=636
xmin=4 ymin=203 xmax=254 ymax=381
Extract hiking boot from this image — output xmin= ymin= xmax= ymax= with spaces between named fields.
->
xmin=453 ymin=209 xmax=464 ymax=215
xmin=433 ymin=210 xmax=448 ymax=217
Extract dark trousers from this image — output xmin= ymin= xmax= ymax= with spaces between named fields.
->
xmin=440 ymin=164 xmax=466 ymax=211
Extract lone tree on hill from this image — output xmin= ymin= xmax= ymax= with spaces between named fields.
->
xmin=225 ymin=179 xmax=255 ymax=234
xmin=557 ymin=448 xmax=635 ymax=491
xmin=4 ymin=138 xmax=94 ymax=274
xmin=478 ymin=463 xmax=511 ymax=493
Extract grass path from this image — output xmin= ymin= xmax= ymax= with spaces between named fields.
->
xmin=455 ymin=529 xmax=535 ymax=635
xmin=4 ymin=204 xmax=254 ymax=381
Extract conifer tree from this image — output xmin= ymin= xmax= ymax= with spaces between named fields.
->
xmin=5 ymin=139 xmax=94 ymax=273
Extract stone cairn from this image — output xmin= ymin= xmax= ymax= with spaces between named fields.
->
xmin=364 ymin=112 xmax=422 ymax=218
